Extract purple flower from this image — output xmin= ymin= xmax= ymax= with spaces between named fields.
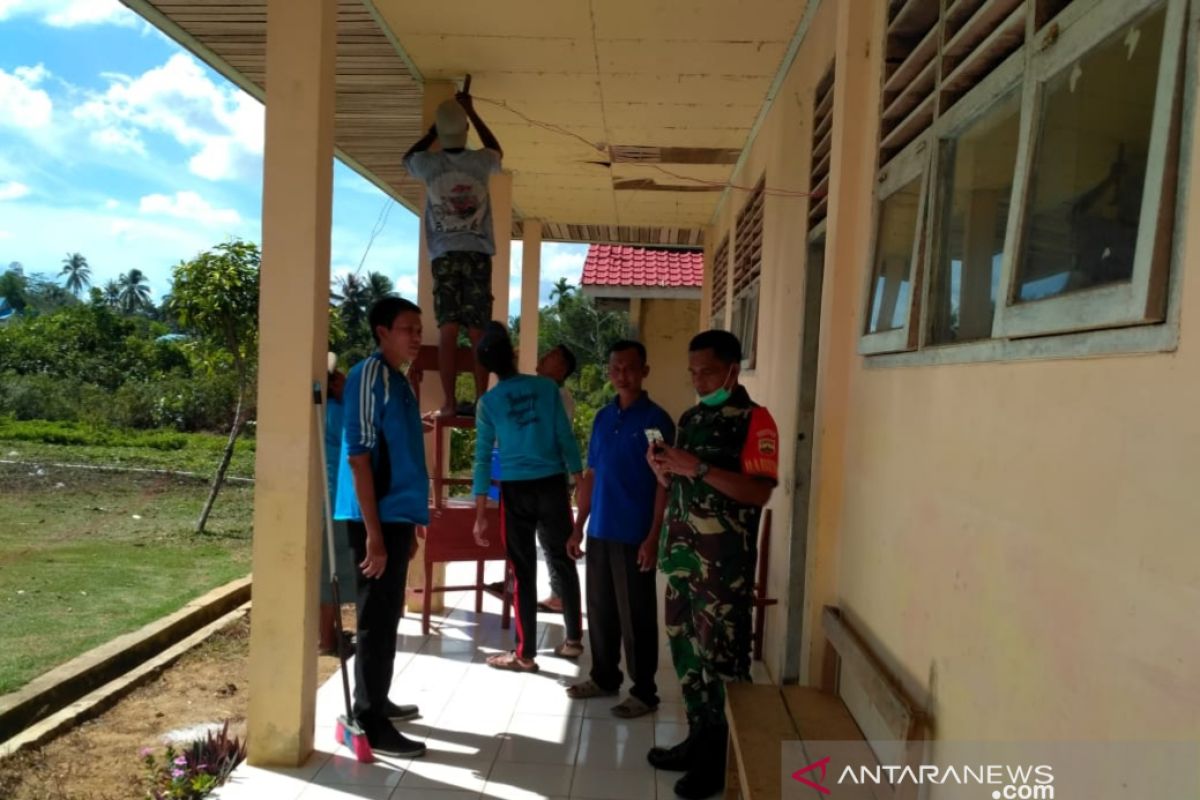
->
xmin=197 ymin=764 xmax=209 ymax=771
xmin=140 ymin=747 xmax=153 ymax=758
xmin=173 ymin=756 xmax=188 ymax=767
xmin=171 ymin=768 xmax=185 ymax=779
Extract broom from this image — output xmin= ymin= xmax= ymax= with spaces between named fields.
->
xmin=314 ymin=382 xmax=373 ymax=763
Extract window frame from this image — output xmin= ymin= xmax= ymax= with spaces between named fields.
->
xmin=730 ymin=279 xmax=761 ymax=370
xmin=862 ymin=0 xmax=1191 ymax=362
xmin=919 ymin=51 xmax=1027 ymax=349
xmin=859 ymin=141 xmax=932 ymax=355
xmin=991 ymin=0 xmax=1187 ymax=339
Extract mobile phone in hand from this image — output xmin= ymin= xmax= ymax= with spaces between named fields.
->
xmin=645 ymin=428 xmax=665 ymax=454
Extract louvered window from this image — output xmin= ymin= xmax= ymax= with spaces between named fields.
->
xmin=865 ymin=0 xmax=1187 ymax=359
xmin=731 ymin=179 xmax=765 ymax=368
xmin=809 ymin=63 xmax=835 ymax=233
xmin=710 ymin=236 xmax=730 ymax=328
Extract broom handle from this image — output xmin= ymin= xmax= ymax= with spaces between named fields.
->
xmin=313 ymin=383 xmax=356 ymax=724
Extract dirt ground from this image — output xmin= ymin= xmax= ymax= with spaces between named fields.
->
xmin=0 ymin=611 xmax=346 ymax=800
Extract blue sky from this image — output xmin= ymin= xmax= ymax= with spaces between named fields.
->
xmin=0 ymin=0 xmax=585 ymax=317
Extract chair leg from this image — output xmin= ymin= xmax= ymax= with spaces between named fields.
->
xmin=753 ymin=600 xmax=765 ymax=662
xmin=500 ymin=563 xmax=512 ymax=630
xmin=475 ymin=560 xmax=485 ymax=614
xmin=422 ymin=558 xmax=433 ymax=636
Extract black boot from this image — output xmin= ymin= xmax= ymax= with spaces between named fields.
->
xmin=647 ymin=726 xmax=697 ymax=771
xmin=673 ymin=723 xmax=728 ymax=800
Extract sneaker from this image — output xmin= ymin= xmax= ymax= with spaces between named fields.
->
xmin=368 ymin=725 xmax=426 ymax=759
xmin=384 ymin=700 xmax=420 ymax=721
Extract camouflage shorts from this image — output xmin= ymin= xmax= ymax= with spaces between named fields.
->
xmin=432 ymin=251 xmax=493 ymax=329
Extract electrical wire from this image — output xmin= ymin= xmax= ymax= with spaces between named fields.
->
xmin=472 ymin=94 xmax=822 ymax=200
xmin=346 ymin=85 xmax=821 ymax=274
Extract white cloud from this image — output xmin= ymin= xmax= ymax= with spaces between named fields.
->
xmin=0 ymin=181 xmax=31 ymax=201
xmin=139 ymin=191 xmax=241 ymax=226
xmin=74 ymin=54 xmax=264 ymax=181
xmin=89 ymin=126 xmax=146 ymax=156
xmin=103 ymin=198 xmax=120 ymax=210
xmin=0 ymin=200 xmax=222 ymax=297
xmin=0 ymin=0 xmax=137 ymax=28
xmin=0 ymin=64 xmax=53 ymax=130
xmin=507 ymin=240 xmax=588 ymax=311
xmin=0 ymin=230 xmax=11 ymax=240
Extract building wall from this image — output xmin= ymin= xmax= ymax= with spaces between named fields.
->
xmin=707 ymin=0 xmax=1200 ymax=766
xmin=703 ymin=0 xmax=842 ymax=683
xmin=637 ymin=297 xmax=701 ymax=423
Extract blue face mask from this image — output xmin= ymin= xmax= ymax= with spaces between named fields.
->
xmin=698 ymin=366 xmax=735 ymax=407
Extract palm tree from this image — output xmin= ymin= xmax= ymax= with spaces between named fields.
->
xmin=101 ymin=279 xmax=121 ymax=308
xmin=117 ymin=269 xmax=152 ymax=314
xmin=60 ymin=253 xmax=91 ymax=297
xmin=364 ymin=271 xmax=395 ymax=308
xmin=332 ymin=273 xmax=368 ymax=330
xmin=550 ymin=277 xmax=573 ymax=309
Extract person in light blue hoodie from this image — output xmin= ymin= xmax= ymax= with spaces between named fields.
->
xmin=471 ymin=322 xmax=584 ymax=673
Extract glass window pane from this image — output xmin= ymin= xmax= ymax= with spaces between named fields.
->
xmin=929 ymin=91 xmax=1022 ymax=344
xmin=866 ymin=177 xmax=922 ymax=334
xmin=1016 ymin=5 xmax=1166 ymax=303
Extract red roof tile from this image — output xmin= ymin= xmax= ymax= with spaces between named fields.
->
xmin=581 ymin=245 xmax=704 ymax=289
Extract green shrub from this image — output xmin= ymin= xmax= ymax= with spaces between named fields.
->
xmin=0 ymin=372 xmax=240 ymax=432
xmin=0 ymin=418 xmax=188 ymax=450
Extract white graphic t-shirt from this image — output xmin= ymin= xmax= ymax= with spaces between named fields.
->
xmin=405 ymin=148 xmax=502 ymax=259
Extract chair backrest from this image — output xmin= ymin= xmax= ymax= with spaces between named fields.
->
xmin=410 ymin=345 xmax=479 ymax=410
xmin=411 ymin=344 xmax=477 ymax=374
xmin=821 ymin=606 xmax=928 ymax=795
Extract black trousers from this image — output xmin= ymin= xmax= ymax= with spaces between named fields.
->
xmin=586 ymin=537 xmax=659 ymax=705
xmin=501 ymin=474 xmax=582 ymax=659
xmin=347 ymin=521 xmax=413 ymax=732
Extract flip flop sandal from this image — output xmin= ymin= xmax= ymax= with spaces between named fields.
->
xmin=611 ymin=696 xmax=658 ymax=719
xmin=566 ymin=680 xmax=618 ymax=700
xmin=553 ymin=641 xmax=585 ymax=659
xmin=487 ymin=651 xmax=539 ymax=673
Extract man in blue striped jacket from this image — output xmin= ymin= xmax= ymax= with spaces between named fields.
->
xmin=334 ymin=296 xmax=429 ymax=758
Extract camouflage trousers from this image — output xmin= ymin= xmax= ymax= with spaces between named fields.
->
xmin=431 ymin=250 xmax=493 ymax=329
xmin=662 ymin=522 xmax=756 ymax=728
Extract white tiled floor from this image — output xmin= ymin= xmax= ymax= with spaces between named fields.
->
xmin=213 ymin=558 xmax=723 ymax=800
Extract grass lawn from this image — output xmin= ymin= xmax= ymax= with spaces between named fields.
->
xmin=0 ymin=419 xmax=256 ymax=478
xmin=0 ymin=461 xmax=253 ymax=695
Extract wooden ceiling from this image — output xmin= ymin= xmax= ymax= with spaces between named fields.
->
xmin=122 ymin=1 xmax=807 ymax=246
xmin=124 ymin=0 xmax=426 ymax=212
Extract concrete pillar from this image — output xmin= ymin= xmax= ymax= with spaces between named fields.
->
xmin=700 ymin=225 xmax=716 ymax=327
xmin=410 ymin=80 xmax=456 ymax=614
xmin=518 ymin=219 xmax=542 ymax=373
xmin=416 ymin=80 xmax=458 ymax=359
xmin=247 ymin=0 xmax=336 ymax=767
xmin=629 ymin=297 xmax=643 ymax=338
xmin=491 ymin=171 xmax=514 ymax=326
xmin=799 ymin=0 xmax=885 ymax=686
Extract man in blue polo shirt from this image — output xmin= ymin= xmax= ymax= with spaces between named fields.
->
xmin=566 ymin=340 xmax=674 ymax=717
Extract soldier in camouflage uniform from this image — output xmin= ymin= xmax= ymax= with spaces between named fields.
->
xmin=646 ymin=329 xmax=779 ymax=800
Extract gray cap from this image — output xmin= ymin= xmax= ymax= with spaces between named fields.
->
xmin=436 ymin=99 xmax=468 ymax=149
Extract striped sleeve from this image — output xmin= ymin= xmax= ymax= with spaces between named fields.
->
xmin=344 ymin=358 xmax=382 ymax=456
